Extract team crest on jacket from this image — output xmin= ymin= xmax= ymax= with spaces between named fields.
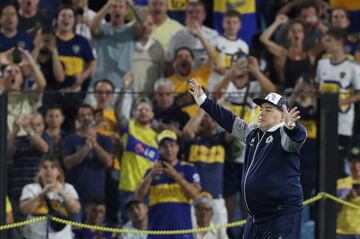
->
xmin=265 ymin=135 xmax=273 ymax=144
xmin=250 ymin=137 xmax=255 ymax=146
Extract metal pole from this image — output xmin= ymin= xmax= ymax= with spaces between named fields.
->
xmin=45 ymin=216 xmax=50 ymax=239
xmin=317 ymin=93 xmax=338 ymax=239
xmin=0 ymin=93 xmax=8 ymax=239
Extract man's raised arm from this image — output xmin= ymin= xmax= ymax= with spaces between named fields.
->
xmin=188 ymin=78 xmax=257 ymax=142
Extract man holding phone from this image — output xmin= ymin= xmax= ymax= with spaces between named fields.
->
xmin=336 ymin=146 xmax=360 ymax=239
xmin=135 ymin=130 xmax=201 ymax=239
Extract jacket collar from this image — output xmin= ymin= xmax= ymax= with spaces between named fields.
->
xmin=267 ymin=122 xmax=284 ymax=132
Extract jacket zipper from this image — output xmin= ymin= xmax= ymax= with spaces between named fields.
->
xmin=243 ymin=132 xmax=266 ymax=223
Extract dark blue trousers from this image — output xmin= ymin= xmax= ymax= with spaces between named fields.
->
xmin=243 ymin=211 xmax=302 ymax=239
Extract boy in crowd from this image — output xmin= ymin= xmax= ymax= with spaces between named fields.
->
xmin=214 ymin=10 xmax=249 ymax=75
xmin=316 ymin=28 xmax=360 ymax=178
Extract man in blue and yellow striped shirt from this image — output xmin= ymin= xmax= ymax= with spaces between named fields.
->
xmin=135 ymin=130 xmax=201 ymax=239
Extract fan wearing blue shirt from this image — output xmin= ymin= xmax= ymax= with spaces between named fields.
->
xmin=0 ymin=3 xmax=33 ymax=53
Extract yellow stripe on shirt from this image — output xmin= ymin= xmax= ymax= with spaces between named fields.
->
xmin=214 ymin=0 xmax=255 ymax=14
xmin=149 ymin=183 xmax=190 ymax=206
xmin=189 ymin=145 xmax=225 ymax=163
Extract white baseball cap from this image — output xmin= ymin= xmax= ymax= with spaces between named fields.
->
xmin=253 ymin=92 xmax=288 ymax=111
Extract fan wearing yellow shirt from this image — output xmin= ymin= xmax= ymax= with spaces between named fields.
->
xmin=336 ymin=146 xmax=360 ymax=239
xmin=169 ymin=20 xmax=216 ymax=117
xmin=115 ymin=74 xmax=159 ymax=224
xmin=92 ymin=79 xmax=123 ymax=225
xmin=148 ymin=0 xmax=184 ymax=53
xmin=93 ymin=79 xmax=117 ymax=137
xmin=6 ymin=196 xmax=14 ymax=224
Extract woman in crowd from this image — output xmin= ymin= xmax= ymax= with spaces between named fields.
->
xmin=19 ymin=157 xmax=80 ymax=239
xmin=260 ymin=14 xmax=320 ymax=91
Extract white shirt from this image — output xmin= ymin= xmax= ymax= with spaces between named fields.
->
xmin=316 ymin=58 xmax=360 ymax=136
xmin=118 ymin=221 xmax=147 ymax=239
xmin=167 ymin=26 xmax=218 ymax=69
xmin=194 ymin=223 xmax=228 ymax=239
xmin=20 ymin=183 xmax=79 ymax=239
xmin=215 ymin=35 xmax=249 ymax=68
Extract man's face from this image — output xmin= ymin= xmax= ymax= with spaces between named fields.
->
xmin=20 ymin=0 xmax=39 ymax=13
xmin=222 ymin=16 xmax=241 ymax=36
xmin=195 ymin=203 xmax=213 ymax=226
xmin=128 ymin=203 xmax=148 ymax=224
xmin=134 ymin=102 xmax=154 ymax=125
xmin=77 ymin=107 xmax=95 ymax=128
xmin=331 ymin=9 xmax=350 ymax=29
xmin=299 ymin=6 xmax=317 ymax=26
xmin=350 ymin=160 xmax=360 ymax=179
xmin=95 ymin=82 xmax=114 ymax=109
xmin=110 ymin=0 xmax=128 ymax=25
xmin=321 ymin=35 xmax=341 ymax=54
xmin=3 ymin=64 xmax=23 ymax=91
xmin=45 ymin=109 xmax=64 ymax=129
xmin=142 ymin=14 xmax=154 ymax=38
xmin=231 ymin=66 xmax=249 ymax=88
xmin=258 ymin=103 xmax=283 ymax=131
xmin=86 ymin=204 xmax=106 ymax=226
xmin=198 ymin=113 xmax=216 ymax=135
xmin=148 ymin=0 xmax=167 ymax=15
xmin=31 ymin=114 xmax=45 ymax=135
xmin=154 ymin=84 xmax=174 ymax=110
xmin=173 ymin=49 xmax=194 ymax=77
xmin=57 ymin=9 xmax=75 ymax=33
xmin=1 ymin=5 xmax=18 ymax=32
xmin=159 ymin=139 xmax=179 ymax=162
xmin=185 ymin=4 xmax=205 ymax=25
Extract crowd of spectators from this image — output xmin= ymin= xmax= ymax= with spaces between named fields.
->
xmin=0 ymin=0 xmax=360 ymax=238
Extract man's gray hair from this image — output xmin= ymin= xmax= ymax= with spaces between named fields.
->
xmin=154 ymin=78 xmax=175 ymax=92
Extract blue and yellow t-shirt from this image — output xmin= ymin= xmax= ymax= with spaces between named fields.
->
xmin=170 ymin=65 xmax=212 ymax=117
xmin=56 ymin=33 xmax=95 ymax=87
xmin=6 ymin=196 xmax=12 ymax=215
xmin=336 ymin=176 xmax=360 ymax=235
xmin=213 ymin=0 xmax=257 ymax=45
xmin=187 ymin=133 xmax=226 ymax=199
xmin=330 ymin=0 xmax=360 ymax=33
xmin=0 ymin=31 xmax=33 ymax=52
xmin=119 ymin=120 xmax=159 ymax=192
xmin=147 ymin=161 xmax=200 ymax=239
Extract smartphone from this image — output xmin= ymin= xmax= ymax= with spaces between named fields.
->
xmin=12 ymin=47 xmax=22 ymax=64
xmin=75 ymin=8 xmax=84 ymax=16
xmin=353 ymin=183 xmax=360 ymax=190
xmin=233 ymin=51 xmax=247 ymax=65
xmin=159 ymin=156 xmax=167 ymax=166
xmin=42 ymin=23 xmax=54 ymax=35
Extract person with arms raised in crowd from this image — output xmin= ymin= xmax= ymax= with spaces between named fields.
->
xmin=189 ymin=78 xmax=307 ymax=239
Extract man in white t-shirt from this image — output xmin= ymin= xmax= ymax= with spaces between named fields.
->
xmin=316 ymin=27 xmax=360 ymax=177
xmin=167 ymin=1 xmax=218 ymax=70
xmin=214 ymin=9 xmax=249 ymax=76
xmin=72 ymin=0 xmax=101 ymax=42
